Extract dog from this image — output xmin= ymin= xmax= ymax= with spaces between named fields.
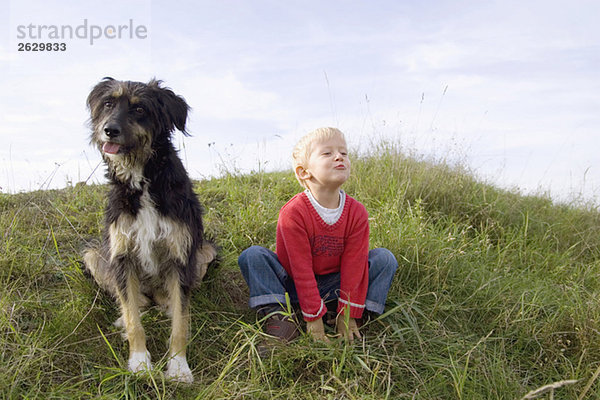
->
xmin=83 ymin=77 xmax=217 ymax=383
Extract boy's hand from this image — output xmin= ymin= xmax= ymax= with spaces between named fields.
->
xmin=306 ymin=318 xmax=330 ymax=343
xmin=336 ymin=315 xmax=361 ymax=342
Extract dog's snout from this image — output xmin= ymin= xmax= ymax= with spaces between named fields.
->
xmin=104 ymin=123 xmax=121 ymax=138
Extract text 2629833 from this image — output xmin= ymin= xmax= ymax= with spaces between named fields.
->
xmin=17 ymin=43 xmax=67 ymax=51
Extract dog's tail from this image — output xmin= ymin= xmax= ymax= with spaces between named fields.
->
xmin=83 ymin=242 xmax=117 ymax=296
xmin=195 ymin=240 xmax=219 ymax=285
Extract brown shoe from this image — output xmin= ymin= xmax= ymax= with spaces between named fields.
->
xmin=264 ymin=315 xmax=299 ymax=342
xmin=256 ymin=315 xmax=299 ymax=358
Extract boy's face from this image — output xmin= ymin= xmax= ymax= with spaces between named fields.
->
xmin=302 ymin=135 xmax=350 ymax=190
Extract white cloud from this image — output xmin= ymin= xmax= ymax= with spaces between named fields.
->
xmin=183 ymin=73 xmax=285 ymax=121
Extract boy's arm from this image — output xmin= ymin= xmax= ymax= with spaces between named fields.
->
xmin=335 ymin=314 xmax=361 ymax=342
xmin=338 ymin=203 xmax=370 ymax=319
xmin=306 ymin=318 xmax=330 ymax=342
xmin=277 ymin=207 xmax=327 ymax=322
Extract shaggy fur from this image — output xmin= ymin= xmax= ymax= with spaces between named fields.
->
xmin=83 ymin=77 xmax=216 ymax=383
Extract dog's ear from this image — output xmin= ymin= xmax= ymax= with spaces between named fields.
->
xmin=87 ymin=77 xmax=116 ymax=116
xmin=150 ymin=80 xmax=190 ymax=135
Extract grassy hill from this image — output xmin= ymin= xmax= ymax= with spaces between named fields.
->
xmin=1 ymin=145 xmax=600 ymax=399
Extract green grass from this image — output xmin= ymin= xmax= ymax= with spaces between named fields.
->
xmin=2 ymin=142 xmax=600 ymax=399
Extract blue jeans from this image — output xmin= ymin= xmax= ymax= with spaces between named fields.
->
xmin=238 ymin=246 xmax=398 ymax=314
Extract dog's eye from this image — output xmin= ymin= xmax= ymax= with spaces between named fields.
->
xmin=104 ymin=101 xmax=114 ymax=109
xmin=134 ymin=107 xmax=145 ymax=115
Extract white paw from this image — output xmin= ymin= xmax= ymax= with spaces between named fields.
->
xmin=166 ymin=355 xmax=193 ymax=383
xmin=128 ymin=351 xmax=152 ymax=373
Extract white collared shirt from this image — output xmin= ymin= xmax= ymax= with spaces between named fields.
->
xmin=305 ymin=189 xmax=346 ymax=225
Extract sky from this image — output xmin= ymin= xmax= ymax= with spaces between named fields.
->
xmin=1 ymin=0 xmax=599 ymax=203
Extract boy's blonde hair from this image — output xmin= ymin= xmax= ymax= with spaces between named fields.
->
xmin=292 ymin=127 xmax=347 ymax=188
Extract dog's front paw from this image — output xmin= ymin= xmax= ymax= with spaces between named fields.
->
xmin=166 ymin=355 xmax=193 ymax=383
xmin=128 ymin=351 xmax=152 ymax=373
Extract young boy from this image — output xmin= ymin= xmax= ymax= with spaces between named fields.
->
xmin=238 ymin=127 xmax=398 ymax=342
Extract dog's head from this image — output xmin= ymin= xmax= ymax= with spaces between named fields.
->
xmin=87 ymin=77 xmax=190 ymax=160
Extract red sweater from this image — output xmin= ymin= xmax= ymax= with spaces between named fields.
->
xmin=276 ymin=192 xmax=369 ymax=321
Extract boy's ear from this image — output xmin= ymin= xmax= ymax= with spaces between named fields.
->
xmin=295 ymin=166 xmax=311 ymax=181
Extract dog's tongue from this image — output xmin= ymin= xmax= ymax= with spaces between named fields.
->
xmin=102 ymin=142 xmax=121 ymax=154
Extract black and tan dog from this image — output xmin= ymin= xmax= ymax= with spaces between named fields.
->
xmin=83 ymin=77 xmax=216 ymax=383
